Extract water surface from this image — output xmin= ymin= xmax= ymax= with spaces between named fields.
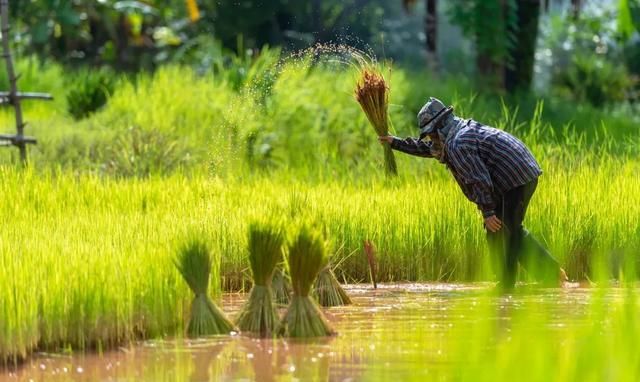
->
xmin=1 ymin=283 xmax=613 ymax=381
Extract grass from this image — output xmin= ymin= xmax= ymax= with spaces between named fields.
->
xmin=1 ymin=156 xmax=640 ymax=359
xmin=235 ymin=222 xmax=284 ymax=337
xmin=0 ymin=51 xmax=639 ymax=367
xmin=174 ymin=237 xmax=235 ymax=337
xmin=279 ymin=226 xmax=335 ymax=337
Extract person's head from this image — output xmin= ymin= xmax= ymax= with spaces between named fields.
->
xmin=417 ymin=97 xmax=455 ymax=161
xmin=417 ymin=97 xmax=454 ymax=142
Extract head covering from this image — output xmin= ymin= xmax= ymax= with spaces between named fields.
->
xmin=417 ymin=97 xmax=454 ymax=139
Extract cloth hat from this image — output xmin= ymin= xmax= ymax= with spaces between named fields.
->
xmin=417 ymin=97 xmax=453 ymax=139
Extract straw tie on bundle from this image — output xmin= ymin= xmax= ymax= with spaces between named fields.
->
xmin=355 ymin=68 xmax=398 ymax=176
xmin=235 ymin=222 xmax=284 ymax=337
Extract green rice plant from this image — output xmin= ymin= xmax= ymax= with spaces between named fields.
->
xmin=272 ymin=265 xmax=291 ymax=305
xmin=235 ymin=222 xmax=284 ymax=337
xmin=66 ymin=69 xmax=115 ymax=120
xmin=174 ymin=237 xmax=234 ymax=337
xmin=279 ymin=226 xmax=335 ymax=338
xmin=314 ymin=266 xmax=352 ymax=307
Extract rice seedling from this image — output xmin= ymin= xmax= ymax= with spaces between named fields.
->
xmin=174 ymin=237 xmax=235 ymax=337
xmin=235 ymin=222 xmax=284 ymax=337
xmin=279 ymin=226 xmax=335 ymax=338
xmin=354 ymin=67 xmax=398 ymax=176
xmin=272 ymin=265 xmax=291 ymax=305
xmin=314 ymin=265 xmax=352 ymax=307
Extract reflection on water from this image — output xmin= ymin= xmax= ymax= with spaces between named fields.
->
xmin=0 ymin=283 xmax=616 ymax=381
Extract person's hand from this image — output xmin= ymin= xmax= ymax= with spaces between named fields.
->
xmin=484 ymin=215 xmax=502 ymax=233
xmin=378 ymin=135 xmax=393 ymax=145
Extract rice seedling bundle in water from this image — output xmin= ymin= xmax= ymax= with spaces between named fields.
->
xmin=314 ymin=266 xmax=352 ymax=307
xmin=355 ymin=68 xmax=398 ymax=176
xmin=272 ymin=265 xmax=291 ymax=305
xmin=235 ymin=223 xmax=284 ymax=337
xmin=174 ymin=238 xmax=235 ymax=337
xmin=279 ymin=226 xmax=335 ymax=338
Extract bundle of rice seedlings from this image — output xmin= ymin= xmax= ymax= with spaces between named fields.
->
xmin=279 ymin=226 xmax=335 ymax=338
xmin=235 ymin=223 xmax=284 ymax=337
xmin=271 ymin=264 xmax=291 ymax=305
xmin=355 ymin=67 xmax=398 ymax=176
xmin=314 ymin=266 xmax=352 ymax=307
xmin=174 ymin=237 xmax=235 ymax=337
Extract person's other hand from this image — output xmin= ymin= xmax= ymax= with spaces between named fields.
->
xmin=484 ymin=215 xmax=502 ymax=233
xmin=378 ymin=135 xmax=393 ymax=145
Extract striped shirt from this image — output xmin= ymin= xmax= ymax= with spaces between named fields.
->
xmin=391 ymin=120 xmax=542 ymax=217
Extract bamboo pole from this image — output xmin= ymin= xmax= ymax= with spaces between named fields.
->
xmin=0 ymin=0 xmax=28 ymax=163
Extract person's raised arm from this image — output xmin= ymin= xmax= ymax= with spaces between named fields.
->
xmin=378 ymin=136 xmax=435 ymax=158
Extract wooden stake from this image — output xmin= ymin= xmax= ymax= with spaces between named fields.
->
xmin=363 ymin=240 xmax=378 ymax=289
xmin=1 ymin=0 xmax=27 ymax=163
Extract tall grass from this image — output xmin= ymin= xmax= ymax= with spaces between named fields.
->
xmin=0 ymin=55 xmax=637 ymax=174
xmin=1 ymin=155 xmax=639 ymax=360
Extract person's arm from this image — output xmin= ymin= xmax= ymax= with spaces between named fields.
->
xmin=379 ymin=136 xmax=435 ymax=158
xmin=447 ymin=144 xmax=497 ymax=218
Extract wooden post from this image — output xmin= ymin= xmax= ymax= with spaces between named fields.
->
xmin=0 ymin=0 xmax=27 ymax=163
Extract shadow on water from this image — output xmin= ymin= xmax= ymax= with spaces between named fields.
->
xmin=0 ymin=283 xmax=628 ymax=381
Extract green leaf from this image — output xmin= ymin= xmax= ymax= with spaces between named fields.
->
xmin=619 ymin=0 xmax=636 ymax=40
xmin=30 ymin=22 xmax=50 ymax=44
xmin=56 ymin=6 xmax=81 ymax=26
xmin=630 ymin=0 xmax=640 ymax=30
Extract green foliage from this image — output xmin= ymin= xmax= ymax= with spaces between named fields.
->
xmin=174 ymin=236 xmax=235 ymax=337
xmin=97 ymin=126 xmax=193 ymax=178
xmin=446 ymin=0 xmax=518 ymax=67
xmin=66 ymin=70 xmax=115 ymax=120
xmin=553 ymin=53 xmax=632 ymax=107
xmin=542 ymin=3 xmax=638 ymax=106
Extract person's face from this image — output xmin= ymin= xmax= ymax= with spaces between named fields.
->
xmin=427 ymin=132 xmax=444 ymax=159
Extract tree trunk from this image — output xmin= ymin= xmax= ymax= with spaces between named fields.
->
xmin=504 ymin=0 xmax=540 ymax=93
xmin=571 ymin=0 xmax=581 ymax=20
xmin=425 ymin=0 xmax=437 ymax=68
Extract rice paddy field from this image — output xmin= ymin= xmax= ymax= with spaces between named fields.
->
xmin=1 ymin=55 xmax=640 ymax=380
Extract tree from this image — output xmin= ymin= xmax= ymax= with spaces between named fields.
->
xmin=403 ymin=0 xmax=438 ymax=67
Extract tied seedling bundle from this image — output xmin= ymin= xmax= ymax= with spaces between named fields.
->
xmin=272 ymin=265 xmax=291 ymax=305
xmin=175 ymin=237 xmax=235 ymax=337
xmin=314 ymin=265 xmax=352 ymax=307
xmin=279 ymin=226 xmax=335 ymax=338
xmin=355 ymin=68 xmax=398 ymax=176
xmin=235 ymin=222 xmax=284 ymax=337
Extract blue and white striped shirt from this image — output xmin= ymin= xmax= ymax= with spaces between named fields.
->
xmin=391 ymin=120 xmax=542 ymax=217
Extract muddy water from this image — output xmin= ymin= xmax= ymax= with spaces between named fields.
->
xmin=1 ymin=283 xmax=607 ymax=382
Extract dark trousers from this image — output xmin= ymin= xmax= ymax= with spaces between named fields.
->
xmin=487 ymin=178 xmax=560 ymax=289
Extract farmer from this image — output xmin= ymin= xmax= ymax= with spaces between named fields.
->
xmin=378 ymin=97 xmax=567 ymax=290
